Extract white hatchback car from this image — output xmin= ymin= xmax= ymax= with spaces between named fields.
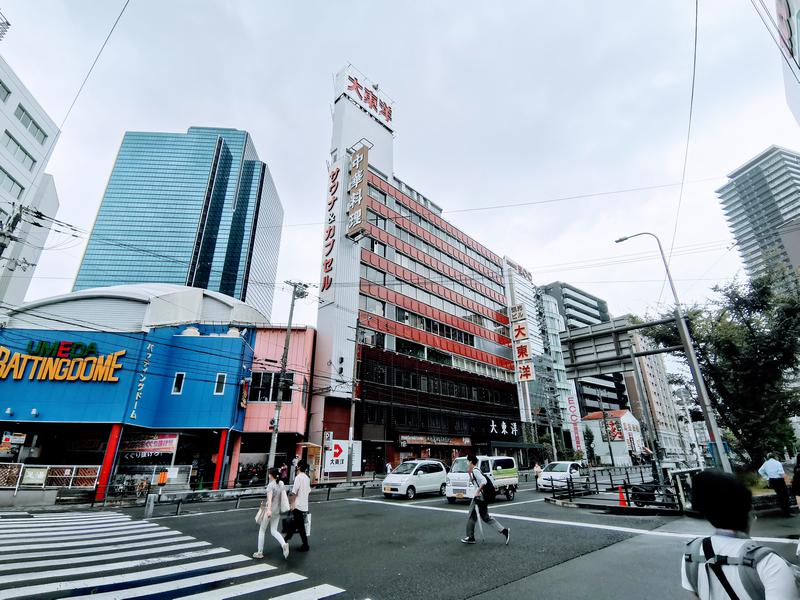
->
xmin=383 ymin=460 xmax=447 ymax=500
xmin=537 ymin=461 xmax=586 ymax=489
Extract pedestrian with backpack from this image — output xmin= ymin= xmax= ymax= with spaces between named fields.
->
xmin=461 ymin=455 xmax=510 ymax=545
xmin=681 ymin=469 xmax=798 ymax=599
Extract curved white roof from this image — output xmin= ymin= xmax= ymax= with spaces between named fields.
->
xmin=2 ymin=283 xmax=270 ymax=332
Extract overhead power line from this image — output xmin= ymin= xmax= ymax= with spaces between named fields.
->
xmin=59 ymin=0 xmax=131 ymax=130
xmin=658 ymin=0 xmax=700 ymax=307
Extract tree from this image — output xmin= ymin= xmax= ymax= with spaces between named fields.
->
xmin=584 ymin=426 xmax=596 ymax=465
xmin=644 ymin=273 xmax=800 ymax=467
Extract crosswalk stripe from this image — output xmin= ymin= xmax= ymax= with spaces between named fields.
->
xmin=175 ymin=572 xmax=307 ymax=599
xmin=0 ymin=513 xmax=119 ymax=522
xmin=0 ymin=517 xmax=130 ymax=529
xmin=68 ymin=563 xmax=279 ymax=600
xmin=0 ymin=521 xmax=146 ymax=535
xmin=0 ymin=529 xmax=179 ymax=552
xmin=1 ymin=523 xmax=162 ymax=543
xmin=0 ymin=540 xmax=210 ymax=572
xmin=0 ymin=547 xmax=228 ymax=585
xmin=0 ymin=535 xmax=195 ymax=562
xmin=0 ymin=555 xmax=252 ymax=599
xmin=268 ymin=584 xmax=346 ymax=600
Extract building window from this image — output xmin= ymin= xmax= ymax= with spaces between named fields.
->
xmin=358 ymin=328 xmax=385 ymax=349
xmin=359 ymin=294 xmax=385 ymax=316
xmin=2 ymin=131 xmax=35 ymax=171
xmin=172 ymin=372 xmax=185 ymax=395
xmin=367 ymin=210 xmax=386 ymax=230
xmin=360 ymin=263 xmax=385 ymax=285
xmin=0 ymin=166 xmax=23 ymax=199
xmin=0 ymin=79 xmax=9 ymax=102
xmin=214 ymin=373 xmax=226 ymax=395
xmin=368 ymin=186 xmax=386 ymax=204
xmin=14 ymin=104 xmax=47 ymax=144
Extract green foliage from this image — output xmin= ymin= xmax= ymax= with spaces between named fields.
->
xmin=643 ymin=273 xmax=800 ymax=468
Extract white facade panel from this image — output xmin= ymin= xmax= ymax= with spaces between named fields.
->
xmin=0 ymin=54 xmax=60 ymax=308
xmin=309 ymin=69 xmax=394 ymax=448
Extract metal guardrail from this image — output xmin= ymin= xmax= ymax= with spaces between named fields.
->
xmin=0 ymin=463 xmax=100 ymax=496
xmin=542 ymin=473 xmax=681 ymax=511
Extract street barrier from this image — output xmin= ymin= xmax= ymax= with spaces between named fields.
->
xmin=0 ymin=463 xmax=100 ymax=496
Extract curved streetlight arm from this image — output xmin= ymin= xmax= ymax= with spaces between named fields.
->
xmin=615 ymin=232 xmax=732 ymax=473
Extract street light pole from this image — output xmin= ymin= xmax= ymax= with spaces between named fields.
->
xmin=267 ymin=281 xmax=308 ymax=470
xmin=615 ymin=232 xmax=732 ymax=473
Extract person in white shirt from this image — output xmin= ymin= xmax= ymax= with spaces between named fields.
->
xmin=681 ymin=470 xmax=798 ymax=599
xmin=285 ymin=460 xmax=311 ymax=552
xmin=461 ymin=455 xmax=510 ymax=545
xmin=386 ymin=461 xmax=392 ymax=474
xmin=758 ymin=453 xmax=792 ymax=517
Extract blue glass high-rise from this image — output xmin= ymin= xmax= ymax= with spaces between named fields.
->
xmin=74 ymin=127 xmax=283 ymax=318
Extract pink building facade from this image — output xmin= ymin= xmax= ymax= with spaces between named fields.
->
xmin=228 ymin=326 xmax=316 ymax=487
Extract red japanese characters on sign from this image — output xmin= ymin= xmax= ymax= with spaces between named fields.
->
xmin=347 ymin=75 xmax=393 ymax=125
xmin=567 ymin=396 xmax=583 ymax=452
xmin=319 ymin=165 xmax=341 ymax=296
xmin=517 ymin=361 xmax=534 ymax=382
xmin=346 ymin=146 xmax=369 ymax=240
xmin=512 ymin=323 xmax=528 ymax=341
xmin=515 ymin=343 xmax=531 ymax=361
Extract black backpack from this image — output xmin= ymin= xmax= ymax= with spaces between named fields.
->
xmin=479 ymin=470 xmax=497 ymax=503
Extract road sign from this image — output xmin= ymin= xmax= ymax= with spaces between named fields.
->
xmin=324 ymin=439 xmax=361 ymax=473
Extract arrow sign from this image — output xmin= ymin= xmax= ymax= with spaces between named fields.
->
xmin=333 ymin=443 xmax=343 ymax=458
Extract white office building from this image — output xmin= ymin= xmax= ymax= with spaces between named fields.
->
xmin=0 ymin=54 xmax=59 ymax=308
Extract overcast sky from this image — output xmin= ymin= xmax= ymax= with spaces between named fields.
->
xmin=2 ymin=0 xmax=799 ymax=327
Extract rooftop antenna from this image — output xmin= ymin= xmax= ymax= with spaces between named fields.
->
xmin=0 ymin=12 xmax=10 ymax=42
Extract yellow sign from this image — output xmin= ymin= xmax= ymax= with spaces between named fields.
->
xmin=0 ymin=346 xmax=126 ymax=383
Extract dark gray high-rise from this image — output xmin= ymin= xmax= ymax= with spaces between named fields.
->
xmin=716 ymin=145 xmax=800 ymax=281
xmin=543 ymin=281 xmax=628 ymax=415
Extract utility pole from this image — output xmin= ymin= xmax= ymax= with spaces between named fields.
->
xmin=616 ymin=232 xmax=732 ymax=473
xmin=346 ymin=321 xmax=360 ymax=483
xmin=601 ymin=405 xmax=616 ymax=467
xmin=629 ymin=345 xmax=665 ymax=485
xmin=267 ymin=281 xmax=308 ymax=469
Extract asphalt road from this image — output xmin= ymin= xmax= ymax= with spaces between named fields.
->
xmin=2 ymin=484 xmax=798 ymax=599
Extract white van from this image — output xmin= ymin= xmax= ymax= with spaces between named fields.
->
xmin=445 ymin=455 xmax=519 ymax=503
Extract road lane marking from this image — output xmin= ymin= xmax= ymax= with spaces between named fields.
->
xmin=494 ymin=498 xmax=546 ymax=508
xmin=0 ymin=541 xmax=210 ymax=572
xmin=67 ymin=563 xmax=276 ymax=599
xmin=347 ymin=498 xmax=796 ymax=545
xmin=0 ymin=521 xmax=148 ymax=536
xmin=0 ymin=547 xmax=228 ymax=584
xmin=0 ymin=529 xmax=180 ymax=552
xmin=175 ymin=573 xmax=307 ymax=599
xmin=0 ymin=555 xmax=251 ymax=599
xmin=269 ymin=584 xmax=347 ymax=599
xmin=1 ymin=522 xmax=162 ymax=543
xmin=0 ymin=535 xmax=196 ymax=561
xmin=0 ymin=517 xmax=131 ymax=530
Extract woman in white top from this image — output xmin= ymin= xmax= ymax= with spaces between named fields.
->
xmin=254 ymin=467 xmax=289 ymax=560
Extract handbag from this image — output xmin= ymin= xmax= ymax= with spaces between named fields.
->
xmin=304 ymin=512 xmax=312 ymax=537
xmin=254 ymin=500 xmax=267 ymax=524
xmin=279 ymin=482 xmax=291 ymax=513
xmin=280 ymin=511 xmax=294 ymax=533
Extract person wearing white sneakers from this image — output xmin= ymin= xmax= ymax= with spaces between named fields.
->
xmin=254 ymin=467 xmax=290 ymax=560
xmin=461 ymin=455 xmax=510 ymax=546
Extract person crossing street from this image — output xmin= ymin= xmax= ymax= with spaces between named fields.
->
xmin=460 ymin=455 xmax=510 ymax=545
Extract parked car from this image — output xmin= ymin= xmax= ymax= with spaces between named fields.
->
xmin=537 ymin=461 xmax=586 ymax=489
xmin=382 ymin=460 xmax=448 ymax=500
xmin=445 ymin=455 xmax=519 ymax=503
